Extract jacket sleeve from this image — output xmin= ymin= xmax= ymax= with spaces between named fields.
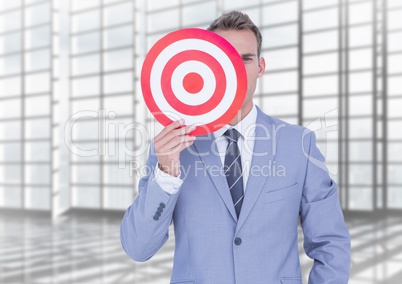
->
xmin=120 ymin=140 xmax=181 ymax=262
xmin=299 ymin=131 xmax=351 ymax=284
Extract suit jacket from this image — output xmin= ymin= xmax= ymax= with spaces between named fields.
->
xmin=120 ymin=107 xmax=351 ymax=284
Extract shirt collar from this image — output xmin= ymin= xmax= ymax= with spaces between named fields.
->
xmin=213 ymin=104 xmax=257 ymax=141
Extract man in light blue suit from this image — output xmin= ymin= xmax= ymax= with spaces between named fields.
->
xmin=120 ymin=11 xmax=350 ymax=283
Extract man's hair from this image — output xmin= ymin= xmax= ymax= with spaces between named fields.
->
xmin=207 ymin=11 xmax=262 ymax=58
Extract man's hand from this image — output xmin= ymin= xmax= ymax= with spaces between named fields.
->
xmin=154 ymin=120 xmax=196 ymax=177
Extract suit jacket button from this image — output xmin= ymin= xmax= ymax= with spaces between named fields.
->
xmin=155 ymin=211 xmax=161 ymax=217
xmin=159 ymin=203 xmax=166 ymax=208
xmin=157 ymin=207 xmax=163 ymax=213
xmin=153 ymin=216 xmax=159 ymax=221
xmin=234 ymin=238 xmax=242 ymax=246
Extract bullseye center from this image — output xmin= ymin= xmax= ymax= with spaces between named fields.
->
xmin=182 ymin=72 xmax=204 ymax=94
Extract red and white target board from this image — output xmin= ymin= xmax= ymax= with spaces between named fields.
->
xmin=141 ymin=28 xmax=247 ymax=136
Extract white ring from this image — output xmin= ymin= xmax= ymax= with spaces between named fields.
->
xmin=171 ymin=60 xmax=216 ymax=106
xmin=149 ymin=38 xmax=237 ymax=125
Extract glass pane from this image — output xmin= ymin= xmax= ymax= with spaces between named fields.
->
xmin=104 ymin=2 xmax=132 ymax=27
xmin=0 ymin=76 xmax=21 ymax=97
xmin=103 ymin=49 xmax=132 ymax=72
xmin=0 ymin=32 xmax=21 ymax=55
xmin=303 ymin=53 xmax=338 ymax=75
xmin=264 ymin=48 xmax=297 ymax=70
xmin=72 ymin=54 xmax=100 ymax=76
xmin=263 ymin=2 xmax=297 ymax=26
xmin=25 ymin=49 xmax=50 ymax=72
xmin=72 ymin=186 xmax=100 ymax=208
xmin=25 ymin=72 xmax=50 ymax=94
xmin=103 ymin=25 xmax=133 ymax=49
xmin=349 ymin=141 xmax=372 ymax=162
xmin=304 ymin=30 xmax=338 ymax=53
xmin=0 ymin=55 xmax=21 ymax=76
xmin=182 ymin=2 xmax=217 ymax=26
xmin=388 ymin=76 xmax=402 ymax=96
xmin=223 ymin=0 xmax=259 ymax=9
xmin=104 ymin=0 xmax=126 ymax=3
xmin=71 ymin=141 xmax=100 ymax=162
xmin=388 ymin=165 xmax=402 ymax=184
xmin=388 ymin=54 xmax=402 ymax=74
xmin=0 ymin=98 xmax=21 ymax=119
xmin=104 ymin=137 xmax=134 ymax=162
xmin=262 ymin=94 xmax=297 ymax=116
xmin=25 ymin=118 xmax=50 ymax=139
xmin=0 ymin=0 xmax=21 ymax=11
xmin=349 ymin=72 xmax=372 ymax=93
xmin=262 ymin=25 xmax=298 ymax=49
xmin=349 ymin=2 xmax=372 ymax=25
xmin=72 ymin=165 xmax=100 ymax=184
xmin=349 ymin=48 xmax=372 ymax=70
xmin=147 ymin=0 xmax=179 ymax=10
xmin=72 ymin=32 xmax=100 ymax=54
xmin=148 ymin=10 xmax=180 ymax=32
xmin=388 ymin=142 xmax=402 ymax=162
xmin=25 ymin=3 xmax=50 ymax=27
xmin=72 ymin=76 xmax=100 ymax=97
xmin=349 ymin=118 xmax=372 ymax=139
xmin=72 ymin=0 xmax=100 ymax=11
xmin=72 ymin=10 xmax=100 ymax=33
xmin=349 ymin=25 xmax=372 ymax=48
xmin=72 ymin=119 xmax=98 ymax=140
xmin=0 ymin=142 xmax=21 ymax=162
xmin=388 ymin=120 xmax=402 ymax=139
xmin=25 ymin=187 xmax=50 ymax=210
xmin=25 ymin=26 xmax=50 ymax=49
xmin=317 ymin=141 xmax=338 ymax=163
xmin=104 ymin=187 xmax=133 ymax=209
xmin=303 ymin=0 xmax=337 ymax=10
xmin=349 ymin=95 xmax=372 ymax=116
xmin=349 ymin=187 xmax=373 ymax=210
xmin=0 ymin=10 xmax=21 ymax=33
xmin=25 ymin=141 xmax=50 ymax=162
xmin=349 ymin=164 xmax=372 ymax=185
xmin=262 ymin=71 xmax=297 ymax=94
xmin=388 ymin=98 xmax=402 ymax=118
xmin=103 ymin=164 xmax=132 ymax=185
xmin=25 ymin=95 xmax=50 ymax=116
xmin=304 ymin=8 xmax=338 ymax=32
xmin=303 ymin=97 xmax=338 ymax=119
xmin=25 ymin=164 xmax=50 ymax=185
xmin=0 ymin=186 xmax=22 ymax=208
xmin=389 ymin=0 xmax=402 ymax=8
xmin=388 ymin=186 xmax=402 ymax=209
xmin=389 ymin=10 xmax=402 ymax=30
xmin=0 ymin=121 xmax=21 ymax=140
xmin=0 ymin=165 xmax=21 ymax=184
xmin=303 ymin=75 xmax=338 ymax=96
xmin=103 ymin=72 xmax=132 ymax=94
xmin=71 ymin=98 xmax=100 ymax=114
xmin=388 ymin=31 xmax=402 ymax=53
xmin=104 ymin=95 xmax=132 ymax=116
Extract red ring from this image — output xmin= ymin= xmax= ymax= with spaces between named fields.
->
xmin=161 ymin=50 xmax=226 ymax=116
xmin=141 ymin=28 xmax=247 ymax=135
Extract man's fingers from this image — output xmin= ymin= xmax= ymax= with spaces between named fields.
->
xmin=158 ymin=135 xmax=196 ymax=155
xmin=155 ymin=124 xmax=196 ymax=150
xmin=154 ymin=119 xmax=184 ymax=143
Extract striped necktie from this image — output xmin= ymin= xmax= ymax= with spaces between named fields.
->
xmin=223 ymin=128 xmax=244 ymax=219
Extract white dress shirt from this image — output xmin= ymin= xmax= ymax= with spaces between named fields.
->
xmin=154 ymin=104 xmax=257 ymax=194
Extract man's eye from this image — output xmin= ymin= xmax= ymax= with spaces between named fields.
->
xmin=242 ymin=57 xmax=252 ymax=62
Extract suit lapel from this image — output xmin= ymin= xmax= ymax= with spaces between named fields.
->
xmin=236 ymin=108 xmax=278 ymax=234
xmin=192 ymin=134 xmax=238 ymax=222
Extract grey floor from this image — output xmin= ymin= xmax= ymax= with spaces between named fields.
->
xmin=0 ymin=212 xmax=401 ymax=284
